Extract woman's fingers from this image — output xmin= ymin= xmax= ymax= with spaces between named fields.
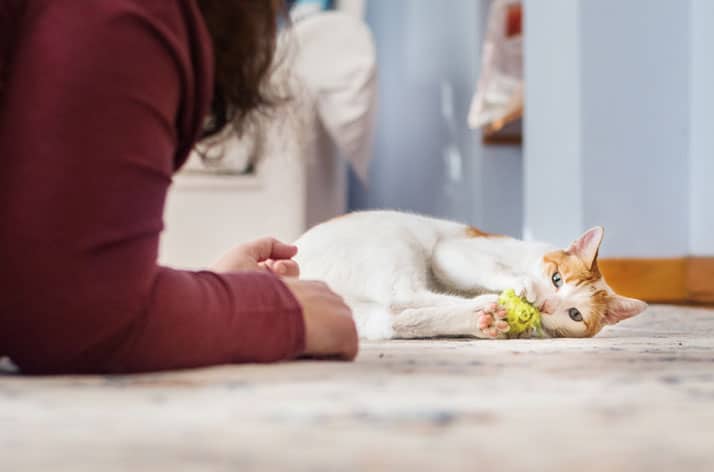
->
xmin=273 ymin=260 xmax=300 ymax=277
xmin=246 ymin=238 xmax=298 ymax=262
xmin=259 ymin=259 xmax=300 ymax=277
xmin=212 ymin=238 xmax=299 ymax=273
xmin=282 ymin=278 xmax=358 ymax=361
xmin=268 ymin=240 xmax=298 ymax=261
xmin=261 ymin=260 xmax=299 ymax=277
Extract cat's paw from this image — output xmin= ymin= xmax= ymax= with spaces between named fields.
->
xmin=477 ymin=302 xmax=510 ymax=339
xmin=513 ymin=278 xmax=538 ymax=305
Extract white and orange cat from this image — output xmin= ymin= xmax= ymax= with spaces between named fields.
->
xmin=294 ymin=210 xmax=647 ymax=340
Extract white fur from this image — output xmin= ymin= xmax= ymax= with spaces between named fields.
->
xmin=294 ymin=211 xmax=559 ymax=339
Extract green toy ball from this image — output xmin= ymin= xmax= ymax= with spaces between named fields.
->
xmin=498 ymin=289 xmax=543 ymax=338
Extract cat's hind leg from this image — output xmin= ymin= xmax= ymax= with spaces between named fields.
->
xmin=347 ymin=299 xmax=395 ymax=340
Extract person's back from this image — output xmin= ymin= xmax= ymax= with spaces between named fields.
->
xmin=0 ymin=0 xmax=357 ymax=374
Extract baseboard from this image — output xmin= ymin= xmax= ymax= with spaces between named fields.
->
xmin=687 ymin=258 xmax=714 ymax=303
xmin=599 ymin=257 xmax=714 ymax=304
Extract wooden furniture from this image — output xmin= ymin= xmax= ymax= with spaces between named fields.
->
xmin=482 ymin=103 xmax=522 ymax=145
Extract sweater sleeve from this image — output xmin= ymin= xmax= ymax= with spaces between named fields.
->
xmin=0 ymin=1 xmax=305 ymax=373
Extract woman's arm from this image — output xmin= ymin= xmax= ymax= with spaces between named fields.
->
xmin=0 ymin=0 xmax=321 ymax=373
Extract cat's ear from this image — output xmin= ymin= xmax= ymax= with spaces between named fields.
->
xmin=603 ymin=295 xmax=648 ymax=325
xmin=567 ymin=226 xmax=604 ymax=270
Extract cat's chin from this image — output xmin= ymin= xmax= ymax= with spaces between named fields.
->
xmin=538 ymin=320 xmax=559 ymax=338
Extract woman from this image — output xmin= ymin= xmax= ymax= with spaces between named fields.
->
xmin=0 ymin=0 xmax=358 ymax=374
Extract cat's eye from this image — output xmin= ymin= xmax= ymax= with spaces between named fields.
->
xmin=551 ymin=272 xmax=563 ymax=288
xmin=568 ymin=308 xmax=583 ymax=322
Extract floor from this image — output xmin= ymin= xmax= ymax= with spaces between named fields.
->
xmin=1 ymin=305 xmax=714 ymax=471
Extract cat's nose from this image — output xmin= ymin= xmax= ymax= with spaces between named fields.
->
xmin=539 ymin=299 xmax=557 ymax=315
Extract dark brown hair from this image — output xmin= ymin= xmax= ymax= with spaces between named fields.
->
xmin=197 ymin=0 xmax=287 ymax=138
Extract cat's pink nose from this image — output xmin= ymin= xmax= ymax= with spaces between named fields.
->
xmin=540 ymin=299 xmax=557 ymax=315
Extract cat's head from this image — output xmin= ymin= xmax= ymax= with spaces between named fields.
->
xmin=531 ymin=227 xmax=647 ymax=338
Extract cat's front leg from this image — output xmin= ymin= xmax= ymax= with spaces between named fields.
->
xmin=391 ymin=294 xmax=511 ymax=339
xmin=512 ymin=277 xmax=538 ymax=305
xmin=475 ymin=299 xmax=511 ymax=339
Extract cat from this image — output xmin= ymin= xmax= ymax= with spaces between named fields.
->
xmin=294 ymin=210 xmax=647 ymax=340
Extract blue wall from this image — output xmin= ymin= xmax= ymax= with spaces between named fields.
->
xmin=524 ymin=0 xmax=705 ymax=257
xmin=523 ymin=0 xmax=583 ymax=246
xmin=580 ymin=0 xmax=690 ymax=257
xmin=690 ymin=0 xmax=714 ymax=256
xmin=353 ymin=0 xmax=712 ymax=254
xmin=350 ymin=0 xmax=523 ymax=236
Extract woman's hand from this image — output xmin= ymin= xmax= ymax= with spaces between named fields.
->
xmin=211 ymin=238 xmax=300 ymax=276
xmin=281 ymin=279 xmax=359 ymax=361
xmin=213 ymin=238 xmax=358 ymax=360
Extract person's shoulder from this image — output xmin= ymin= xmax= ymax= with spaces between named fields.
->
xmin=25 ymin=0 xmax=194 ymax=35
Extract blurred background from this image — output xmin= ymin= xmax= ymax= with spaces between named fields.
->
xmin=161 ymin=0 xmax=714 ymax=305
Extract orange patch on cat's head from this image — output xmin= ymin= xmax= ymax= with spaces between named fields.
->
xmin=539 ymin=226 xmax=647 ymax=338
xmin=583 ymin=289 xmax=609 ymax=337
xmin=541 ymin=249 xmax=607 ymax=336
xmin=542 ymin=250 xmax=602 ymax=287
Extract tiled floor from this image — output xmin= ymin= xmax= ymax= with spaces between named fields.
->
xmin=1 ymin=305 xmax=713 ymax=471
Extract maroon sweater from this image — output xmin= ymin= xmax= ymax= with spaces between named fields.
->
xmin=0 ymin=0 xmax=305 ymax=374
